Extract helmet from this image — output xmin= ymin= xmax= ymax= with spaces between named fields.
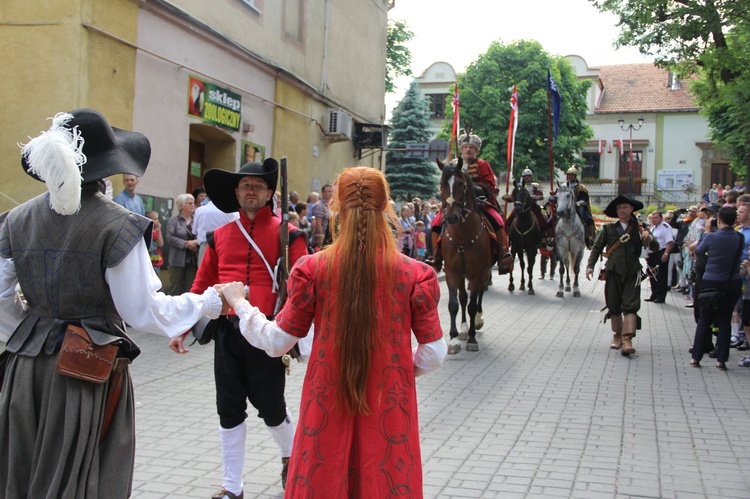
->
xmin=566 ymin=165 xmax=580 ymax=176
xmin=521 ymin=168 xmax=533 ymax=177
xmin=458 ymin=132 xmax=482 ymax=150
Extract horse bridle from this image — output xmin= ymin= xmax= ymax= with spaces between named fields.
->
xmin=443 ymin=169 xmax=474 ymax=223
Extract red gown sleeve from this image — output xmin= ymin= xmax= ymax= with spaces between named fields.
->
xmin=478 ymin=159 xmax=496 ymax=192
xmin=410 ymin=262 xmax=444 ymax=343
xmin=275 ymin=255 xmax=316 ymax=337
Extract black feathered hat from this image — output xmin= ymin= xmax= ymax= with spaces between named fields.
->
xmin=204 ymin=158 xmax=279 ymax=213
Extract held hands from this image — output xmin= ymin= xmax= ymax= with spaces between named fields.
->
xmin=222 ymin=281 xmax=248 ymax=309
xmin=585 ymin=268 xmax=593 ymax=281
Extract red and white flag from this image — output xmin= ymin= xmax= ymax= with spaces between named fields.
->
xmin=507 ymin=86 xmax=519 ymax=178
xmin=618 ymin=137 xmax=624 ymax=151
xmin=449 ymin=84 xmax=460 ymax=158
xmin=598 ymin=139 xmax=604 ymax=155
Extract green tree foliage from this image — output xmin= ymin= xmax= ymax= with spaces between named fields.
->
xmin=386 ymin=81 xmax=439 ymax=201
xmin=386 ymin=20 xmax=413 ymax=94
xmin=441 ymin=40 xmax=592 ymax=186
xmin=591 ymin=0 xmax=750 ymax=177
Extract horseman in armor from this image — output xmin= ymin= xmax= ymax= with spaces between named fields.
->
xmin=502 ymin=168 xmax=548 ymax=234
xmin=564 ymin=165 xmax=596 ymax=248
xmin=430 ymin=131 xmax=511 ymax=274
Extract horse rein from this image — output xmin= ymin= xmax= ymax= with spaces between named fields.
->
xmin=443 ymin=170 xmax=474 ymax=223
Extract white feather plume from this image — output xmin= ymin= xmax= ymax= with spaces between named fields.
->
xmin=21 ymin=112 xmax=87 ymax=215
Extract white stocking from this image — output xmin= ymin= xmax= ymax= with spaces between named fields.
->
xmin=219 ymin=422 xmax=246 ymax=495
xmin=266 ymin=407 xmax=295 ymax=458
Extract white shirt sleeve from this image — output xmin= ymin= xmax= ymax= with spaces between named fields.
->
xmin=106 ymin=238 xmax=223 ymax=338
xmin=233 ymin=300 xmax=299 ymax=357
xmin=413 ymin=338 xmax=448 ymax=377
xmin=0 ymin=256 xmax=28 ymax=342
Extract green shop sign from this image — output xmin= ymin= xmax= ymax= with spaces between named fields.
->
xmin=187 ymin=76 xmax=241 ymax=131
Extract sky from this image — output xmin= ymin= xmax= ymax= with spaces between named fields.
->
xmin=386 ymin=0 xmax=654 ymax=114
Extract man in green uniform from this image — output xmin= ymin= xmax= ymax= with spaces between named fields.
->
xmin=585 ymin=195 xmax=659 ymax=356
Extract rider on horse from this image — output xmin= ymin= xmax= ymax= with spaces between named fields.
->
xmin=562 ymin=165 xmax=596 ymax=248
xmin=502 ymin=168 xmax=548 ymax=235
xmin=430 ymin=131 xmax=511 ymax=274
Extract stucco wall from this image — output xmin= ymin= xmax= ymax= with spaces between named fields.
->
xmin=132 ymin=7 xmax=275 ymax=204
xmin=0 ymin=0 xmax=139 ymax=212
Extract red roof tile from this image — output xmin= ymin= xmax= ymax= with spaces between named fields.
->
xmin=595 ymin=63 xmax=698 ymax=114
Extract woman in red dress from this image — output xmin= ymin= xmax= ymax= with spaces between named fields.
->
xmin=221 ymin=166 xmax=447 ymax=498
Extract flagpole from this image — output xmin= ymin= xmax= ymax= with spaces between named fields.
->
xmin=505 ymin=86 xmax=518 ymax=217
xmin=546 ymin=75 xmax=555 ymax=195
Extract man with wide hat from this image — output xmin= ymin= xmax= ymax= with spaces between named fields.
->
xmin=430 ymin=131 xmax=511 ymax=275
xmin=585 ymin=194 xmax=659 ymax=356
xmin=0 ymin=109 xmax=223 ymax=498
xmin=168 ymin=159 xmax=308 ymax=498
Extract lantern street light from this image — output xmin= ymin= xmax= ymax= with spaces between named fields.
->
xmin=617 ymin=116 xmax=644 ymax=196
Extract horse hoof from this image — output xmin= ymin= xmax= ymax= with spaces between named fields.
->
xmin=565 ymin=286 xmax=571 ymax=292
xmin=520 ymin=285 xmax=525 ymax=291
xmin=556 ymin=291 xmax=564 ymax=298
xmin=508 ymin=285 xmax=515 ymax=292
xmin=448 ymin=338 xmax=461 ymax=355
xmin=465 ymin=342 xmax=479 ymax=352
xmin=573 ymin=291 xmax=581 ymax=297
xmin=528 ymin=289 xmax=535 ymax=295
xmin=475 ymin=314 xmax=484 ymax=330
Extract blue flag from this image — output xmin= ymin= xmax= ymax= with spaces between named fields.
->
xmin=547 ymin=68 xmax=561 ymax=141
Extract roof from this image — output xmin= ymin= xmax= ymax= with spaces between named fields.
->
xmin=595 ymin=63 xmax=699 ymax=114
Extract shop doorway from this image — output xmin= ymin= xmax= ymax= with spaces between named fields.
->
xmin=187 ymin=124 xmax=237 ymax=197
xmin=710 ymin=163 xmax=737 ymax=191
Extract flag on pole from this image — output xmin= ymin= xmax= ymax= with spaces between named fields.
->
xmin=598 ymin=139 xmax=604 ymax=155
xmin=618 ymin=137 xmax=624 ymax=152
xmin=507 ymin=86 xmax=519 ymax=178
xmin=547 ymin=69 xmax=561 ymax=140
xmin=449 ymin=84 xmax=460 ymax=158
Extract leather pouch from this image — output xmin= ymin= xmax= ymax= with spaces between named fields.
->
xmin=56 ymin=325 xmax=118 ymax=384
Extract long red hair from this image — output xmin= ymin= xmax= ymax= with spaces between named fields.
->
xmin=322 ymin=167 xmax=399 ymax=414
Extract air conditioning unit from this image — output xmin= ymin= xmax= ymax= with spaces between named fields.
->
xmin=327 ymin=109 xmax=352 ymax=139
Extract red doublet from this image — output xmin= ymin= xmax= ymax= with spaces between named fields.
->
xmin=191 ymin=206 xmax=307 ymax=316
xmin=465 ymin=158 xmax=496 ymax=193
xmin=275 ymin=253 xmax=443 ymax=498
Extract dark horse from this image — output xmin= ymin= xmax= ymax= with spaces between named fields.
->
xmin=437 ymin=157 xmax=493 ymax=354
xmin=508 ymin=182 xmax=541 ymax=295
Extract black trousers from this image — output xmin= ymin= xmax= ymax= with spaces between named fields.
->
xmin=213 ymin=315 xmax=287 ymax=429
xmin=692 ymin=279 xmax=742 ymax=363
xmin=647 ymin=249 xmax=669 ymax=300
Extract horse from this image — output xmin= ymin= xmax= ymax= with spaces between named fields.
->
xmin=553 ymin=184 xmax=585 ymax=298
xmin=436 ymin=157 xmax=494 ymax=354
xmin=507 ymin=182 xmax=541 ymax=295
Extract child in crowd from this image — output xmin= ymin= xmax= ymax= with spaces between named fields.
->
xmin=414 ymin=221 xmax=426 ymax=262
xmin=146 ymin=210 xmax=164 ymax=273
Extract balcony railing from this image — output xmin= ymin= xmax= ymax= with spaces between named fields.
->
xmin=586 ymin=180 xmax=699 ymax=207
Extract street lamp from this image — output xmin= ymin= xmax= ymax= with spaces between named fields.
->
xmin=618 ymin=116 xmax=644 ymax=196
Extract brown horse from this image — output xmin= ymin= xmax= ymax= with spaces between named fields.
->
xmin=507 ymin=181 xmax=541 ymax=295
xmin=436 ymin=158 xmax=494 ymax=354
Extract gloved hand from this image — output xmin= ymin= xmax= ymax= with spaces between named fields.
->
xmin=576 ymin=200 xmax=587 ymax=207
xmin=501 ymin=194 xmax=512 ymax=201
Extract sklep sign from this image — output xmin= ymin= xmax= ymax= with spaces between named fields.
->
xmin=187 ymin=76 xmax=241 ymax=131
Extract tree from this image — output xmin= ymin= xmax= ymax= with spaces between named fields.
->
xmin=386 ymin=20 xmax=414 ymax=94
xmin=590 ymin=0 xmax=750 ymax=177
xmin=385 ymin=81 xmax=439 ymax=201
xmin=441 ymin=40 xmax=592 ymax=188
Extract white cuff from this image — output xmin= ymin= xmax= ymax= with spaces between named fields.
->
xmin=201 ymin=287 xmax=223 ymax=319
xmin=234 ymin=300 xmax=299 ymax=357
xmin=413 ymin=337 xmax=448 ymax=377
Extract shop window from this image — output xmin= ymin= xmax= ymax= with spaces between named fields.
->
xmin=581 ymin=152 xmax=600 ymax=180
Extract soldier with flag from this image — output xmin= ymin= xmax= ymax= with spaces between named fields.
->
xmin=563 ymin=165 xmax=596 ymax=248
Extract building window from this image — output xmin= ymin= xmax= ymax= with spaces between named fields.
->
xmin=581 ymin=152 xmax=600 ymax=180
xmin=668 ymin=71 xmax=681 ymax=90
xmin=240 ymin=0 xmax=263 ymax=14
xmin=427 ymin=93 xmax=448 ymax=119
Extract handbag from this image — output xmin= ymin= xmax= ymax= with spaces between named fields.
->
xmin=191 ymin=316 xmax=218 ymax=345
xmin=55 ymin=324 xmax=119 ymax=384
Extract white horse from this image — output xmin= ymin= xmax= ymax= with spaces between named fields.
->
xmin=554 ymin=184 xmax=586 ymax=298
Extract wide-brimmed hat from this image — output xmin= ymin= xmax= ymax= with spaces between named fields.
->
xmin=604 ymin=194 xmax=644 ymax=218
xmin=22 ymin=108 xmax=150 ymax=183
xmin=204 ymin=158 xmax=279 ymax=213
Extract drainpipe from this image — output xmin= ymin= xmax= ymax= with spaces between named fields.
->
xmin=319 ymin=0 xmax=330 ymax=94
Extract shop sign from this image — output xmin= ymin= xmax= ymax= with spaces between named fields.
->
xmin=188 ymin=76 xmax=241 ymax=131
